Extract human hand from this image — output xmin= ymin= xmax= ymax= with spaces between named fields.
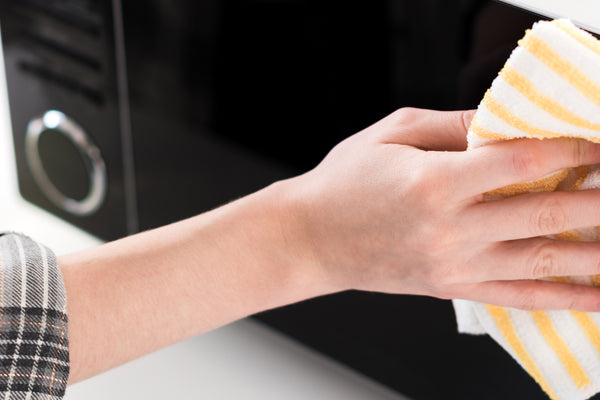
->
xmin=284 ymin=107 xmax=600 ymax=311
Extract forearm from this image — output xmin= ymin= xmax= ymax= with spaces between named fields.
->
xmin=60 ymin=179 xmax=330 ymax=384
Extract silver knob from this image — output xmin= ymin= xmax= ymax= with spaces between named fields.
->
xmin=25 ymin=110 xmax=107 ymax=216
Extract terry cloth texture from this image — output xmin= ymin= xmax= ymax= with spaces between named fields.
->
xmin=0 ymin=233 xmax=69 ymax=399
xmin=453 ymin=19 xmax=600 ymax=400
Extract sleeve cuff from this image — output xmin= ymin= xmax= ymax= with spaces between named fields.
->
xmin=0 ymin=232 xmax=69 ymax=399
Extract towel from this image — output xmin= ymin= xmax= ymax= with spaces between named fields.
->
xmin=454 ymin=19 xmax=600 ymax=400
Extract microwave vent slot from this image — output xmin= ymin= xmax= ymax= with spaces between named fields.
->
xmin=4 ymin=0 xmax=108 ymax=107
xmin=19 ymin=30 xmax=102 ymax=71
xmin=18 ymin=61 xmax=105 ymax=105
xmin=17 ymin=0 xmax=102 ymax=37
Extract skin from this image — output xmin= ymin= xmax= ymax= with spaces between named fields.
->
xmin=60 ymin=107 xmax=600 ymax=384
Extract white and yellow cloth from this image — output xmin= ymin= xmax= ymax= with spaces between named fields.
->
xmin=453 ymin=19 xmax=600 ymax=400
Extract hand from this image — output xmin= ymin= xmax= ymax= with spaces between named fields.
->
xmin=285 ymin=107 xmax=600 ymax=310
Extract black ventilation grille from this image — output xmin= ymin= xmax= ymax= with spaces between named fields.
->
xmin=14 ymin=0 xmax=102 ymax=36
xmin=19 ymin=30 xmax=102 ymax=71
xmin=3 ymin=0 xmax=108 ymax=106
xmin=18 ymin=61 xmax=105 ymax=105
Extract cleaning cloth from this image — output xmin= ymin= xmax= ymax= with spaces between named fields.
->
xmin=454 ymin=19 xmax=600 ymax=400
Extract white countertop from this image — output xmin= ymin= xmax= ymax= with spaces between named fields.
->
xmin=0 ymin=36 xmax=408 ymax=400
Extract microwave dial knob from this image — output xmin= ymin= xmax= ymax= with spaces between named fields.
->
xmin=25 ymin=110 xmax=107 ymax=216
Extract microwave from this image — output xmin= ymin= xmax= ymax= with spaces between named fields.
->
xmin=0 ymin=1 xmax=586 ymax=399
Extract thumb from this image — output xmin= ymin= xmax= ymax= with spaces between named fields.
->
xmin=379 ymin=108 xmax=476 ymax=151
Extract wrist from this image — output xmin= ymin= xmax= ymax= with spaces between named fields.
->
xmin=240 ymin=178 xmax=337 ymax=308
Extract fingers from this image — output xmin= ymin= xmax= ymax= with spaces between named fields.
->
xmin=465 ymin=189 xmax=600 ymax=242
xmin=463 ymin=238 xmax=600 ymax=282
xmin=461 ymin=280 xmax=600 ymax=311
xmin=456 ymin=138 xmax=600 ymax=197
xmin=378 ymin=108 xmax=475 ymax=151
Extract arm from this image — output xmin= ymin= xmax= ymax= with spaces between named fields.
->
xmin=61 ymin=182 xmax=326 ymax=383
xmin=61 ymin=108 xmax=600 ymax=383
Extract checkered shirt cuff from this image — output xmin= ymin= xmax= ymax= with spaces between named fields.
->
xmin=0 ymin=233 xmax=69 ymax=399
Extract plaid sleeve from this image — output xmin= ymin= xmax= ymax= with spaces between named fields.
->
xmin=0 ymin=232 xmax=69 ymax=399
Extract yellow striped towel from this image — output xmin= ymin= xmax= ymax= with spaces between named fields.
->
xmin=453 ymin=19 xmax=600 ymax=400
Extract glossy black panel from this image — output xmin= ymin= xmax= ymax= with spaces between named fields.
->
xmin=122 ymin=0 xmax=296 ymax=231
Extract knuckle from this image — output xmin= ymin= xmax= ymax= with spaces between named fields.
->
xmin=404 ymin=165 xmax=427 ymax=190
xmin=511 ymin=147 xmax=543 ymax=179
xmin=404 ymin=160 xmax=453 ymax=207
xmin=529 ymin=199 xmax=567 ymax=235
xmin=390 ymin=107 xmax=422 ymax=128
xmin=404 ymin=167 xmax=436 ymax=202
xmin=530 ymin=242 xmax=559 ymax=278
